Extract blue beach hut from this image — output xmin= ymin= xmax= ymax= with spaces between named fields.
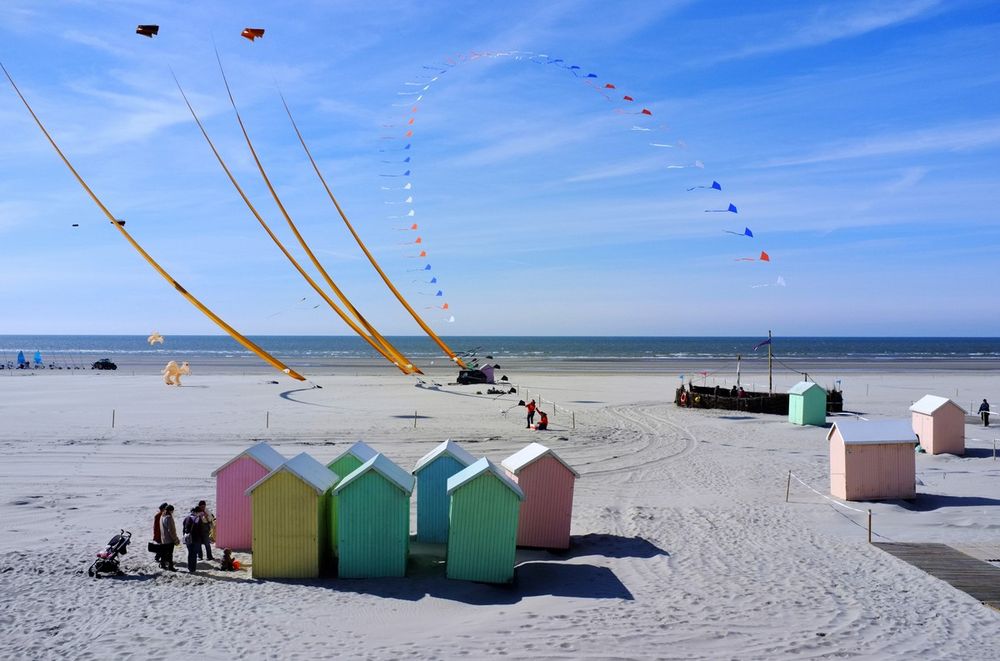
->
xmin=413 ymin=440 xmax=477 ymax=543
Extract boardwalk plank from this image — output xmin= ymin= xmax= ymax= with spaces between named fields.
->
xmin=874 ymin=542 xmax=1000 ymax=610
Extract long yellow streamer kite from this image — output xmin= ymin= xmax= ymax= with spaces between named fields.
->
xmin=172 ymin=74 xmax=413 ymax=375
xmin=1 ymin=63 xmax=306 ymax=382
xmin=279 ymin=94 xmax=468 ymax=368
xmin=213 ymin=52 xmax=420 ymax=375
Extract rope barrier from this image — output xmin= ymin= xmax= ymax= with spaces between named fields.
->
xmin=788 ymin=471 xmax=867 ymax=513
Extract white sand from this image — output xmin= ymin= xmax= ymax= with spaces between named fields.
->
xmin=1 ymin=366 xmax=999 ymax=660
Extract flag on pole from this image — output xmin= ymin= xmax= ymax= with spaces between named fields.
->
xmin=752 ymin=337 xmax=771 ymax=351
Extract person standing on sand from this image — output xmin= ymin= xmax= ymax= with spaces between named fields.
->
xmin=159 ymin=505 xmax=178 ymax=571
xmin=182 ymin=507 xmax=201 ymax=573
xmin=526 ymin=399 xmax=536 ymax=429
xmin=152 ymin=502 xmax=167 ymax=568
xmin=980 ymin=399 xmax=991 ymax=427
xmin=195 ymin=500 xmax=215 ymax=562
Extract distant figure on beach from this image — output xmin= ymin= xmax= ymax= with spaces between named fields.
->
xmin=980 ymin=399 xmax=991 ymax=427
xmin=159 ymin=505 xmax=178 ymax=571
xmin=152 ymin=502 xmax=167 ymax=568
xmin=526 ymin=399 xmax=536 ymax=429
xmin=730 ymin=385 xmax=738 ymax=397
xmin=738 ymin=387 xmax=746 ymax=399
xmin=162 ymin=360 xmax=190 ymax=386
xmin=196 ymin=501 xmax=215 ymax=560
xmin=182 ymin=507 xmax=203 ymax=572
xmin=534 ymin=411 xmax=549 ymax=431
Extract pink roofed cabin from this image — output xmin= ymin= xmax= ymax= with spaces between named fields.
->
xmin=502 ymin=443 xmax=578 ymax=549
xmin=828 ymin=421 xmax=916 ymax=501
xmin=910 ymin=395 xmax=966 ymax=456
xmin=211 ymin=442 xmax=285 ymax=551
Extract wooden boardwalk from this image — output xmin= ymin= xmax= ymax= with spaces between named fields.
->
xmin=874 ymin=542 xmax=1000 ymax=610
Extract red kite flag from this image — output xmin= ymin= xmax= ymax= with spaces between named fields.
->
xmin=241 ymin=28 xmax=265 ymax=41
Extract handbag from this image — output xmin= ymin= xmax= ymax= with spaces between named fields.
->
xmin=147 ymin=541 xmax=160 ymax=553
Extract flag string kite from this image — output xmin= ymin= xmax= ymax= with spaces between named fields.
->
xmin=1 ymin=62 xmax=307 ymax=382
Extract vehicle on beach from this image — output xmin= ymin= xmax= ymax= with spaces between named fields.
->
xmin=91 ymin=358 xmax=118 ymax=371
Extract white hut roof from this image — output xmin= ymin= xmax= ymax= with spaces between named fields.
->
xmin=447 ymin=457 xmax=524 ymax=500
xmin=413 ymin=439 xmax=477 ymax=473
xmin=788 ymin=381 xmax=824 ymax=395
xmin=827 ymin=420 xmax=917 ymax=445
xmin=909 ymin=395 xmax=967 ymax=415
xmin=245 ymin=452 xmax=338 ymax=496
xmin=327 ymin=440 xmax=379 ymax=467
xmin=501 ymin=442 xmax=580 ymax=477
xmin=335 ymin=453 xmax=415 ymax=495
xmin=211 ymin=442 xmax=285 ymax=477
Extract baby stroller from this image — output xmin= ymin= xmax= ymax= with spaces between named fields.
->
xmin=87 ymin=529 xmax=132 ymax=577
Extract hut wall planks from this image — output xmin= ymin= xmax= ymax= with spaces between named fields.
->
xmin=337 ymin=472 xmax=410 ymax=578
xmin=416 ymin=454 xmax=466 ymax=544
xmin=510 ymin=455 xmax=575 ymax=549
xmin=447 ymin=474 xmax=520 ymax=583
xmin=216 ymin=456 xmax=270 ymax=551
xmin=251 ymin=471 xmax=325 ymax=579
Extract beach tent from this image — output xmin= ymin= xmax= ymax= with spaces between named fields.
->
xmin=326 ymin=440 xmax=378 ymax=481
xmin=246 ymin=452 xmax=338 ymax=579
xmin=33 ymin=350 xmax=42 ymax=366
xmin=16 ymin=351 xmax=25 ymax=366
xmin=828 ymin=420 xmax=916 ymax=501
xmin=502 ymin=443 xmax=578 ymax=549
xmin=479 ymin=364 xmax=495 ymax=384
xmin=413 ymin=439 xmax=477 ymax=543
xmin=446 ymin=457 xmax=524 ymax=583
xmin=211 ymin=442 xmax=285 ymax=551
xmin=910 ymin=395 xmax=966 ymax=456
xmin=335 ymin=454 xmax=414 ymax=578
xmin=788 ymin=381 xmax=826 ymax=426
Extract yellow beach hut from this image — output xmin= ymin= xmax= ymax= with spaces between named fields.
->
xmin=246 ymin=452 xmax=339 ymax=579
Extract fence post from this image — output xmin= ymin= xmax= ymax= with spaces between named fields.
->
xmin=572 ymin=411 xmax=576 ymax=429
xmin=112 ymin=409 xmax=116 ymax=429
xmin=785 ymin=470 xmax=791 ymax=503
xmin=414 ymin=410 xmax=418 ymax=429
xmin=867 ymin=510 xmax=873 ymax=544
xmin=266 ymin=411 xmax=269 ymax=429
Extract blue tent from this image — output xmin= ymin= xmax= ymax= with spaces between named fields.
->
xmin=16 ymin=351 xmax=25 ymax=366
xmin=33 ymin=351 xmax=42 ymax=366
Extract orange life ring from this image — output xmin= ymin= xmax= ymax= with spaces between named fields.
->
xmin=679 ymin=391 xmax=688 ymax=406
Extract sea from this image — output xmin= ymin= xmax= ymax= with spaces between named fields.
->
xmin=1 ymin=336 xmax=999 ymax=372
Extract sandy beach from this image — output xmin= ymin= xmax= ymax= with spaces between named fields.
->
xmin=0 ymin=362 xmax=998 ymax=660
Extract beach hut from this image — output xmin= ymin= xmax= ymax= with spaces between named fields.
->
xmin=828 ymin=420 xmax=916 ymax=501
xmin=211 ymin=442 xmax=285 ymax=551
xmin=446 ymin=457 xmax=524 ymax=583
xmin=910 ymin=395 xmax=966 ymax=456
xmin=788 ymin=381 xmax=827 ymax=426
xmin=326 ymin=440 xmax=378 ymax=481
xmin=502 ymin=442 xmax=578 ymax=549
xmin=335 ymin=454 xmax=414 ymax=578
xmin=246 ymin=453 xmax=338 ymax=579
xmin=413 ymin=439 xmax=477 ymax=543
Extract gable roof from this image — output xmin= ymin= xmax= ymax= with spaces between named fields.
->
xmin=827 ymin=420 xmax=917 ymax=445
xmin=326 ymin=440 xmax=378 ymax=469
xmin=788 ymin=381 xmax=824 ymax=396
xmin=413 ymin=439 xmax=477 ymax=473
xmin=501 ymin=442 xmax=579 ymax=477
xmin=909 ymin=395 xmax=967 ymax=416
xmin=211 ymin=442 xmax=285 ymax=477
xmin=245 ymin=452 xmax=339 ymax=496
xmin=335 ymin=453 xmax=415 ymax=495
xmin=447 ymin=457 xmax=524 ymax=500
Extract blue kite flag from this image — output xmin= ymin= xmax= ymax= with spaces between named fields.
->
xmin=724 ymin=227 xmax=753 ymax=238
xmin=705 ymin=203 xmax=738 ymax=213
xmin=687 ymin=181 xmax=722 ymax=192
xmin=752 ymin=337 xmax=771 ymax=351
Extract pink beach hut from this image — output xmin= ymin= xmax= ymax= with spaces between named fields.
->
xmin=211 ymin=442 xmax=285 ymax=551
xmin=910 ymin=395 xmax=966 ymax=456
xmin=501 ymin=442 xmax=578 ymax=549
xmin=828 ymin=420 xmax=916 ymax=501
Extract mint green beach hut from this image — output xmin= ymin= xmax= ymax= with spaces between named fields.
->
xmin=413 ymin=439 xmax=477 ymax=543
xmin=335 ymin=454 xmax=415 ymax=578
xmin=446 ymin=458 xmax=524 ymax=584
xmin=788 ymin=381 xmax=827 ymax=426
xmin=326 ymin=440 xmax=378 ymax=480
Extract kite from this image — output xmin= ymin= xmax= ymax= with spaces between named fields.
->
xmin=408 ymin=264 xmax=433 ymax=272
xmin=751 ymin=276 xmax=787 ymax=288
xmin=688 ymin=181 xmax=722 ymax=191
xmin=241 ymin=28 xmax=265 ymax=41
xmin=379 ymin=170 xmax=411 ymax=177
xmin=162 ymin=360 xmax=190 ymax=386
xmin=623 ymin=95 xmax=634 ymax=101
xmin=395 ymin=223 xmax=418 ymax=231
xmin=1 ymin=62 xmax=306 ymax=381
xmin=666 ymin=160 xmax=704 ymax=169
xmin=724 ymin=227 xmax=753 ymax=238
xmin=735 ymin=251 xmax=770 ymax=262
xmin=705 ymin=203 xmax=738 ymax=213
xmin=650 ymin=140 xmax=686 ymax=148
xmin=147 ymin=332 xmax=165 ymax=345
xmin=136 ymin=25 xmax=159 ymax=38
xmin=380 ymin=182 xmax=413 ymax=190
xmin=71 ymin=223 xmax=79 ymax=227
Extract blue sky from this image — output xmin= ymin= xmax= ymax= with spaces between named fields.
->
xmin=1 ymin=0 xmax=998 ymax=337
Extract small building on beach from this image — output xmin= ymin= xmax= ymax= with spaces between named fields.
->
xmin=447 ymin=457 xmax=524 ymax=583
xmin=910 ymin=395 xmax=966 ymax=456
xmin=828 ymin=420 xmax=916 ymax=501
xmin=211 ymin=442 xmax=286 ymax=552
xmin=246 ymin=452 xmax=338 ymax=579
xmin=326 ymin=440 xmax=379 ymax=482
xmin=502 ymin=443 xmax=578 ymax=550
xmin=335 ymin=454 xmax=414 ymax=578
xmin=788 ymin=381 xmax=827 ymax=426
xmin=413 ymin=439 xmax=477 ymax=543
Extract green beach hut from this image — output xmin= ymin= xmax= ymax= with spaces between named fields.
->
xmin=335 ymin=453 xmax=415 ymax=578
xmin=413 ymin=439 xmax=477 ymax=543
xmin=788 ymin=381 xmax=827 ymax=426
xmin=326 ymin=440 xmax=379 ymax=480
xmin=245 ymin=452 xmax=338 ymax=579
xmin=446 ymin=457 xmax=524 ymax=584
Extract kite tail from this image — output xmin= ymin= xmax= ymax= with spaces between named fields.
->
xmin=0 ymin=62 xmax=306 ymax=382
xmin=280 ymin=93 xmax=468 ymax=368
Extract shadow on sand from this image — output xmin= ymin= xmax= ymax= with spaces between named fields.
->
xmin=900 ymin=493 xmax=1000 ymax=511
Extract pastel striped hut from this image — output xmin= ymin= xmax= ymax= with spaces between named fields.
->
xmin=910 ymin=395 xmax=966 ymax=456
xmin=787 ymin=381 xmax=827 ymax=426
xmin=246 ymin=453 xmax=338 ymax=579
xmin=447 ymin=458 xmax=524 ymax=584
xmin=326 ymin=440 xmax=378 ymax=480
xmin=502 ymin=443 xmax=578 ymax=549
xmin=336 ymin=454 xmax=414 ymax=578
xmin=413 ymin=439 xmax=477 ymax=543
xmin=211 ymin=442 xmax=285 ymax=551
xmin=828 ymin=420 xmax=916 ymax=501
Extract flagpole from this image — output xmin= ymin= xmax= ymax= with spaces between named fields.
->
xmin=736 ymin=354 xmax=741 ymax=388
xmin=768 ymin=329 xmax=773 ymax=394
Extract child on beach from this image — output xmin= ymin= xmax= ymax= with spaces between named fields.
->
xmin=526 ymin=399 xmax=536 ymax=428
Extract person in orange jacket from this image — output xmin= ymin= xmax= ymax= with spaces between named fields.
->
xmin=535 ymin=410 xmax=549 ymax=431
